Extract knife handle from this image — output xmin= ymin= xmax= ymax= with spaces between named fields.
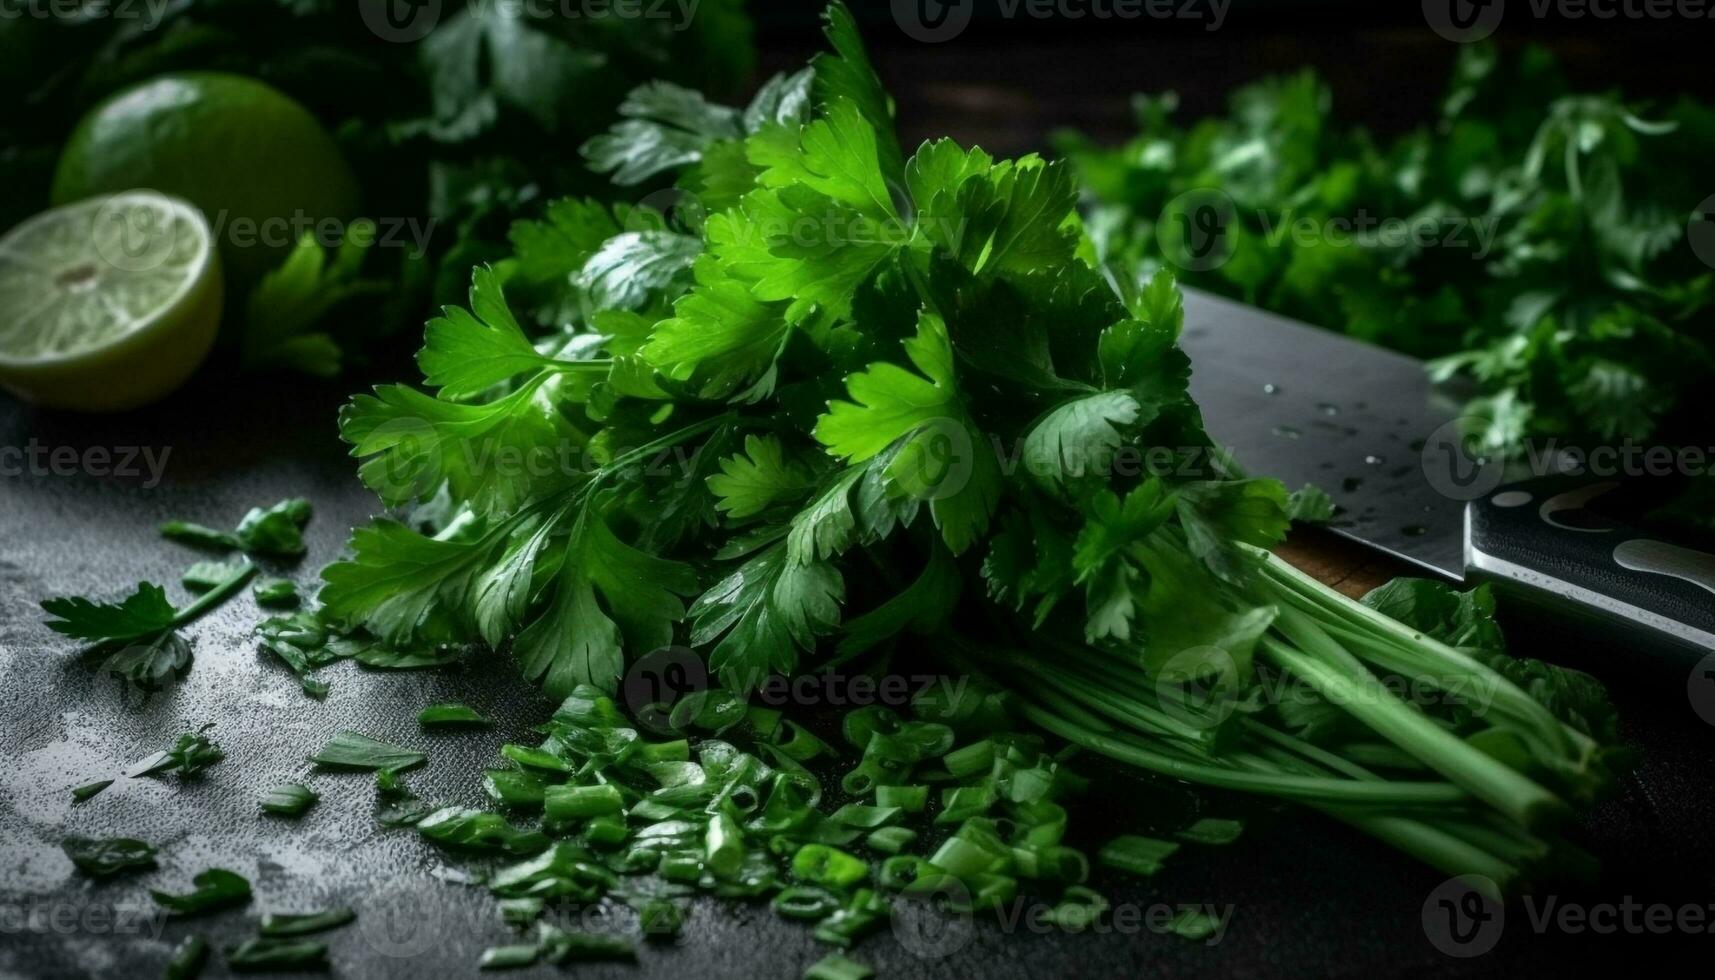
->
xmin=1465 ymin=477 xmax=1715 ymax=662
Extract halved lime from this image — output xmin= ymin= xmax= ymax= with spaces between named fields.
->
xmin=0 ymin=192 xmax=223 ymax=412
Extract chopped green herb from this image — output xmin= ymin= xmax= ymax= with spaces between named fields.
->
xmin=252 ymin=579 xmax=300 ymax=608
xmin=639 ymin=899 xmax=683 ymax=939
xmin=544 ymin=785 xmax=625 ymax=822
xmin=375 ymin=769 xmax=434 ymax=827
xmin=417 ymin=807 xmax=550 ymax=855
xmin=805 ymin=952 xmax=874 ymax=980
xmin=1098 ymin=835 xmax=1180 ymax=878
xmin=1175 ymin=818 xmax=1244 ymax=846
xmin=311 ymin=731 xmax=425 ymax=771
xmin=235 ymin=499 xmax=313 ymax=558
xmin=71 ymin=779 xmax=113 ymax=803
xmin=258 ymin=908 xmax=355 ymax=938
xmin=419 ymin=703 xmax=490 ymax=727
xmin=260 ymin=784 xmax=319 ymax=818
xmin=537 ymin=924 xmax=635 ymax=963
xmin=62 ymin=836 xmax=156 ymax=878
xmin=225 ymin=937 xmax=328 ymax=972
xmin=498 ymin=897 xmax=545 ymax=927
xmin=864 ymin=826 xmax=916 ymax=854
xmin=151 ymin=868 xmax=252 ymax=918
xmin=183 ymin=561 xmax=245 ymax=592
xmin=164 ymin=934 xmax=208 ymax=980
xmin=1168 ymin=906 xmax=1222 ymax=942
xmin=130 ymin=725 xmax=224 ymax=778
xmin=161 ymin=522 xmax=241 ymax=552
xmin=478 ymin=945 xmax=539 ymax=970
xmin=791 ymin=845 xmax=868 ymax=889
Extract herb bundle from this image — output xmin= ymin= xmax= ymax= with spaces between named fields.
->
xmin=310 ymin=3 xmax=1625 ymax=894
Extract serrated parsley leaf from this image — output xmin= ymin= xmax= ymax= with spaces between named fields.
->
xmin=420 ymin=266 xmax=560 ymax=399
xmin=582 ymin=80 xmax=744 ymax=186
xmin=643 ymin=258 xmax=792 ymax=400
xmin=689 ymin=542 xmax=842 ymax=692
xmin=514 ymin=509 xmax=697 ymax=698
xmin=42 ymin=583 xmax=176 ymax=645
xmin=312 ymin=731 xmax=426 ymax=771
xmin=708 ymin=435 xmax=816 ymax=520
xmin=815 ymin=313 xmax=1001 ymax=554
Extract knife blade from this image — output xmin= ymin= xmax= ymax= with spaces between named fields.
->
xmin=1178 ymin=288 xmax=1715 ymax=658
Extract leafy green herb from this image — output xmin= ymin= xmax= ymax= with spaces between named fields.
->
xmin=253 ymin=579 xmax=300 ymax=609
xmin=130 ymin=725 xmax=224 ymax=779
xmin=151 ymin=868 xmax=252 ymax=918
xmin=235 ymin=499 xmax=314 ymax=558
xmin=260 ymin=784 xmax=319 ymax=819
xmin=1174 ymin=818 xmax=1245 ymax=846
xmin=62 ymin=836 xmax=156 ymax=878
xmin=243 ymin=228 xmax=391 ymax=377
xmin=309 ymin=0 xmax=1622 ymax=895
xmin=43 ymin=564 xmax=256 ymax=695
xmin=375 ymin=770 xmax=435 ymax=828
xmin=478 ymin=945 xmax=539 ymax=971
xmin=259 ymin=908 xmax=355 ymax=938
xmin=420 ymin=703 xmax=490 ymax=728
xmin=311 ymin=731 xmax=426 ymax=772
xmin=225 ymin=937 xmax=328 ymax=973
xmin=71 ymin=779 xmax=113 ymax=804
xmin=1062 ymin=44 xmax=1715 ymax=454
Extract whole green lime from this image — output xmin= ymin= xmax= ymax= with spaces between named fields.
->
xmin=52 ymin=72 xmax=360 ymax=285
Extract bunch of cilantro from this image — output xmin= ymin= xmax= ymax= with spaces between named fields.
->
xmin=1057 ymin=44 xmax=1715 ymax=458
xmin=318 ymin=4 xmax=1626 ymax=892
xmin=1 ymin=0 xmax=754 ymax=372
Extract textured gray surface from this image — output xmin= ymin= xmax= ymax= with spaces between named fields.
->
xmin=3 ymin=371 xmax=1714 ymax=980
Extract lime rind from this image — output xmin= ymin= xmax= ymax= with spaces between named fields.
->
xmin=0 ymin=192 xmax=214 ymax=363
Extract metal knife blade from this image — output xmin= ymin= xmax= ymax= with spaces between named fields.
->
xmin=1179 ymin=288 xmax=1467 ymax=579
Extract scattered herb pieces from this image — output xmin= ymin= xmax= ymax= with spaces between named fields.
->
xmin=258 ymin=908 xmax=355 ymax=938
xmin=225 ymin=937 xmax=328 ymax=973
xmin=161 ymin=522 xmax=241 ymax=552
xmin=805 ymin=952 xmax=874 ymax=980
xmin=417 ymin=807 xmax=550 ymax=856
xmin=260 ymin=784 xmax=319 ymax=819
xmin=1175 ymin=818 xmax=1245 ymax=846
xmin=1098 ymin=836 xmax=1180 ymax=878
xmin=130 ymin=725 xmax=224 ymax=779
xmin=183 ymin=561 xmax=246 ymax=592
xmin=164 ymin=934 xmax=208 ymax=980
xmin=62 ymin=836 xmax=156 ymax=878
xmin=235 ymin=499 xmax=314 ymax=558
xmin=253 ymin=579 xmax=300 ymax=608
xmin=71 ymin=779 xmax=113 ymax=804
xmin=151 ymin=868 xmax=253 ymax=918
xmin=420 ymin=703 xmax=490 ymax=728
xmin=311 ymin=731 xmax=425 ymax=772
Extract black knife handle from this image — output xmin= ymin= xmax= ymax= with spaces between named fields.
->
xmin=1465 ymin=477 xmax=1715 ymax=662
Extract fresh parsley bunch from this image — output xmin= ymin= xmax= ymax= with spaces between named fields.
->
xmin=1058 ymin=44 xmax=1715 ymax=457
xmin=320 ymin=4 xmax=1625 ymax=890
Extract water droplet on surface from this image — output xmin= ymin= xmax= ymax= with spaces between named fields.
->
xmin=1401 ymin=525 xmax=1428 ymax=538
xmin=1273 ymin=425 xmax=1301 ymax=440
xmin=1263 ymin=384 xmax=1281 ymax=395
xmin=1363 ymin=455 xmax=1385 ymax=466
xmin=1317 ymin=402 xmax=1340 ymax=416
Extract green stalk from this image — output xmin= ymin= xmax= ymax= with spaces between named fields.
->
xmin=1259 ymin=621 xmax=1568 ymax=831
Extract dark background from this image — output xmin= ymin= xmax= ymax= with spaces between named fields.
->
xmin=5 ymin=1 xmax=1715 ymax=978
